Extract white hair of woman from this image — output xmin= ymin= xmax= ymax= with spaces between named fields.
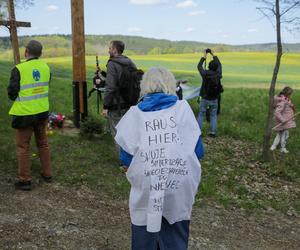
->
xmin=140 ymin=67 xmax=177 ymax=97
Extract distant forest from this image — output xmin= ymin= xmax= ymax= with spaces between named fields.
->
xmin=0 ymin=34 xmax=299 ymax=58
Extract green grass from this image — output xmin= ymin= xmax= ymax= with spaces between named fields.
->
xmin=0 ymin=52 xmax=299 ymax=213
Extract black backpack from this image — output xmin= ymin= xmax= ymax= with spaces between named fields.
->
xmin=109 ymin=59 xmax=144 ymax=106
xmin=204 ymin=75 xmax=223 ymax=99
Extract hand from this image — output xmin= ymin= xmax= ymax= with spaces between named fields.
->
xmin=102 ymin=109 xmax=108 ymax=117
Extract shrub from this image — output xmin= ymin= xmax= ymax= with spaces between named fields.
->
xmin=80 ymin=116 xmax=104 ymax=138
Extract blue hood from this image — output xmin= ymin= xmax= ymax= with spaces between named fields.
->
xmin=138 ymin=92 xmax=178 ymax=111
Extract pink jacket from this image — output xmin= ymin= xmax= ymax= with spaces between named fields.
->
xmin=273 ymin=95 xmax=296 ymax=131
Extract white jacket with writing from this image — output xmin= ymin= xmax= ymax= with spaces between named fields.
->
xmin=115 ymin=100 xmax=201 ymax=232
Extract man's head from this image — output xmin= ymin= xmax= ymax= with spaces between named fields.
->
xmin=25 ymin=40 xmax=43 ymax=58
xmin=208 ymin=60 xmax=218 ymax=71
xmin=109 ymin=40 xmax=125 ymax=57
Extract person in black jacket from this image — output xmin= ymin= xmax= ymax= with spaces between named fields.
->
xmin=176 ymin=80 xmax=183 ymax=100
xmin=197 ymin=49 xmax=223 ymax=137
xmin=102 ymin=41 xmax=137 ymax=148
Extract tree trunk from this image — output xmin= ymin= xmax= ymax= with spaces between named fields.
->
xmin=262 ymin=0 xmax=282 ymax=161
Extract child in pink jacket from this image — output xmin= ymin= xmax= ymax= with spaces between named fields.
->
xmin=270 ymin=86 xmax=296 ymax=153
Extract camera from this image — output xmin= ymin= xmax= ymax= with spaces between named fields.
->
xmin=205 ymin=48 xmax=212 ymax=54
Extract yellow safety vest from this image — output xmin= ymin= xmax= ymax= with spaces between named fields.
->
xmin=9 ymin=59 xmax=50 ymax=116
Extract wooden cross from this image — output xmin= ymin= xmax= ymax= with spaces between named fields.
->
xmin=71 ymin=0 xmax=88 ymax=126
xmin=0 ymin=0 xmax=31 ymax=64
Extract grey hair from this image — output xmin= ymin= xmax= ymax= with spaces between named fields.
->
xmin=140 ymin=67 xmax=177 ymax=97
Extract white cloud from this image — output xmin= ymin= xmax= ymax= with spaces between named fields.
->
xmin=129 ymin=0 xmax=169 ymax=5
xmin=47 ymin=5 xmax=58 ymax=11
xmin=185 ymin=27 xmax=195 ymax=32
xmin=188 ymin=10 xmax=206 ymax=16
xmin=128 ymin=27 xmax=143 ymax=32
xmin=176 ymin=0 xmax=197 ymax=8
xmin=248 ymin=28 xmax=257 ymax=33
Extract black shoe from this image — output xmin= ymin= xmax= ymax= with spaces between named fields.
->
xmin=208 ymin=133 xmax=216 ymax=138
xmin=40 ymin=174 xmax=53 ymax=183
xmin=14 ymin=180 xmax=32 ymax=191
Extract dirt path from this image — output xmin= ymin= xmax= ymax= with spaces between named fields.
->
xmin=1 ymin=181 xmax=299 ymax=250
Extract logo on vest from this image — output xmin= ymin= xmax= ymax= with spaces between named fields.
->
xmin=32 ymin=69 xmax=41 ymax=81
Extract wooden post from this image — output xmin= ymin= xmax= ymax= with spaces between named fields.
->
xmin=71 ymin=0 xmax=88 ymax=127
xmin=0 ymin=0 xmax=31 ymax=65
xmin=7 ymin=0 xmax=20 ymax=64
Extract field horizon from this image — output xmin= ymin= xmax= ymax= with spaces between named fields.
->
xmin=1 ymin=51 xmax=299 ymax=89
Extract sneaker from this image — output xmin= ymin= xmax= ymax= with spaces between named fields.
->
xmin=280 ymin=148 xmax=289 ymax=154
xmin=270 ymin=145 xmax=276 ymax=151
xmin=40 ymin=174 xmax=53 ymax=183
xmin=14 ymin=180 xmax=32 ymax=191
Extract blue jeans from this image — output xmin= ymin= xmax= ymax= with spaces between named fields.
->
xmin=131 ymin=217 xmax=190 ymax=250
xmin=197 ymin=98 xmax=218 ymax=134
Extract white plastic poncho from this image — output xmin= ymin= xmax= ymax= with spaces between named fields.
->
xmin=115 ymin=100 xmax=201 ymax=233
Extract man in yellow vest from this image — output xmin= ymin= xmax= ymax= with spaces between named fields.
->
xmin=7 ymin=40 xmax=52 ymax=191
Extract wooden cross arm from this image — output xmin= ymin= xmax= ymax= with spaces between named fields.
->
xmin=0 ymin=20 xmax=31 ymax=27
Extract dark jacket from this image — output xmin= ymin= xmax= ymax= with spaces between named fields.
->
xmin=197 ymin=56 xmax=223 ymax=100
xmin=176 ymin=85 xmax=183 ymax=100
xmin=103 ymin=55 xmax=136 ymax=110
xmin=7 ymin=58 xmax=50 ymax=129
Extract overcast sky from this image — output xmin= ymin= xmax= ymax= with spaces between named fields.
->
xmin=0 ymin=0 xmax=299 ymax=45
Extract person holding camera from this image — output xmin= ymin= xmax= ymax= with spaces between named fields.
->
xmin=197 ymin=49 xmax=223 ymax=137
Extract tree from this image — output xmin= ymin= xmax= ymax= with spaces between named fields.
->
xmin=183 ymin=46 xmax=193 ymax=53
xmin=148 ymin=47 xmax=162 ymax=55
xmin=0 ymin=0 xmax=33 ymax=9
xmin=0 ymin=1 xmax=6 ymax=20
xmin=0 ymin=0 xmax=33 ymax=64
xmin=256 ymin=0 xmax=300 ymax=161
xmin=0 ymin=0 xmax=33 ymax=25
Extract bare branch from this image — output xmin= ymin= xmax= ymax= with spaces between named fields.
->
xmin=254 ymin=0 xmax=274 ymax=6
xmin=282 ymin=16 xmax=300 ymax=23
xmin=14 ymin=0 xmax=34 ymax=9
xmin=280 ymin=1 xmax=300 ymax=16
xmin=256 ymin=7 xmax=276 ymax=28
xmin=257 ymin=6 xmax=275 ymax=12
xmin=255 ymin=0 xmax=300 ymax=31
